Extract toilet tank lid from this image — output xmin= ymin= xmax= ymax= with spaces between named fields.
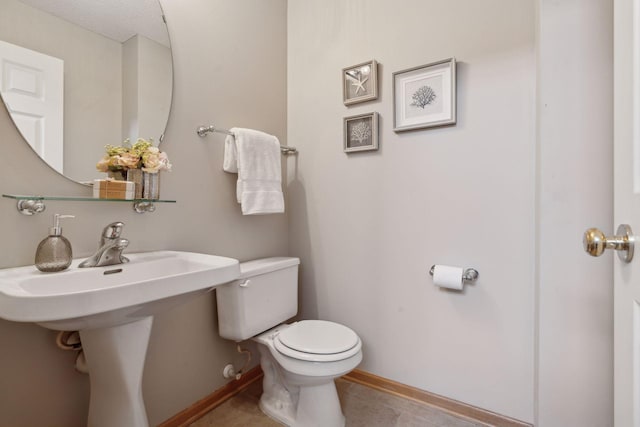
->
xmin=239 ymin=257 xmax=300 ymax=279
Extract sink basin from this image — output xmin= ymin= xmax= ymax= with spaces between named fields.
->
xmin=0 ymin=250 xmax=240 ymax=427
xmin=0 ymin=250 xmax=239 ymax=330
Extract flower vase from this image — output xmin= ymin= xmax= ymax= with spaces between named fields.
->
xmin=107 ymin=170 xmax=127 ymax=181
xmin=126 ymin=169 xmax=143 ymax=199
xmin=142 ymin=172 xmax=160 ymax=200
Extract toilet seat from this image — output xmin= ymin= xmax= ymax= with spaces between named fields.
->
xmin=274 ymin=320 xmax=361 ymax=362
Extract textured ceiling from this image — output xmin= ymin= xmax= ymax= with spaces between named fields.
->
xmin=18 ymin=0 xmax=170 ymax=47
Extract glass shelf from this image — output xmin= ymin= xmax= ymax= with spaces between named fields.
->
xmin=2 ymin=194 xmax=176 ymax=215
xmin=3 ymin=194 xmax=176 ymax=203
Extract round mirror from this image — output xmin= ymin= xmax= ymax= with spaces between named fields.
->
xmin=0 ymin=0 xmax=173 ymax=184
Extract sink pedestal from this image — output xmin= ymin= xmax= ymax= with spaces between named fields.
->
xmin=80 ymin=316 xmax=153 ymax=427
xmin=0 ymin=251 xmax=241 ymax=426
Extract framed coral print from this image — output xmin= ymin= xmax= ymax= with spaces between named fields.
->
xmin=344 ymin=112 xmax=379 ymax=153
xmin=343 ymin=60 xmax=378 ymax=105
xmin=393 ymin=58 xmax=456 ymax=132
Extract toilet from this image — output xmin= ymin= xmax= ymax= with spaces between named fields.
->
xmin=216 ymin=257 xmax=362 ymax=427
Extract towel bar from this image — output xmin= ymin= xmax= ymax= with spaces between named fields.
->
xmin=196 ymin=125 xmax=297 ymax=154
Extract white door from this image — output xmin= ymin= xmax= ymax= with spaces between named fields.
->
xmin=0 ymin=40 xmax=63 ymax=174
xmin=614 ymin=0 xmax=640 ymax=424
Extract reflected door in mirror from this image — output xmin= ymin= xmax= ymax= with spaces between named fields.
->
xmin=0 ymin=39 xmax=63 ymax=173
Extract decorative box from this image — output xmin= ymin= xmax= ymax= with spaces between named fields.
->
xmin=93 ymin=179 xmax=136 ymax=200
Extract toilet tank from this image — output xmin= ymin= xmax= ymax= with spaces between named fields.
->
xmin=216 ymin=257 xmax=300 ymax=341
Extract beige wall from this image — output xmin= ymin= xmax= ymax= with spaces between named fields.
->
xmin=137 ymin=36 xmax=172 ymax=143
xmin=287 ymin=0 xmax=537 ymax=421
xmin=122 ymin=36 xmax=139 ymax=142
xmin=0 ymin=0 xmax=123 ymax=182
xmin=122 ymin=35 xmax=173 ymax=143
xmin=287 ymin=0 xmax=614 ymax=425
xmin=0 ymin=0 xmax=288 ymax=426
xmin=0 ymin=0 xmax=616 ymax=426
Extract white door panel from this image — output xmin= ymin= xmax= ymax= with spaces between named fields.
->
xmin=583 ymin=0 xmax=640 ymax=424
xmin=614 ymin=0 xmax=640 ymax=424
xmin=0 ymin=40 xmax=63 ymax=174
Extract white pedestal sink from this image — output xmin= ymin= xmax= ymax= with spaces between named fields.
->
xmin=0 ymin=251 xmax=240 ymax=427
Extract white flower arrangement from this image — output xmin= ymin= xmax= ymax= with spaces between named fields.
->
xmin=96 ymin=138 xmax=172 ymax=174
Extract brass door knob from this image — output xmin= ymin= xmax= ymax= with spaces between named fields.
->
xmin=583 ymin=224 xmax=634 ymax=262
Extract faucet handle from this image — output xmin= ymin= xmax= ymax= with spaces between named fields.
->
xmin=115 ymin=238 xmax=129 ymax=249
xmin=102 ymin=222 xmax=125 ymax=239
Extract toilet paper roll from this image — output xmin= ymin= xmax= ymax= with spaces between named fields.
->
xmin=432 ymin=265 xmax=464 ymax=290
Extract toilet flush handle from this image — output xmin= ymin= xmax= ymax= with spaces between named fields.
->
xmin=239 ymin=279 xmax=251 ymax=288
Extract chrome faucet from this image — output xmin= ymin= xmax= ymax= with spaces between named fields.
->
xmin=79 ymin=222 xmax=130 ymax=268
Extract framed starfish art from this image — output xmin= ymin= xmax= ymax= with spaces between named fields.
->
xmin=342 ymin=60 xmax=378 ymax=105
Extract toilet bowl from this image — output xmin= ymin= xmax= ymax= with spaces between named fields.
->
xmin=216 ymin=257 xmax=363 ymax=427
xmin=254 ymin=321 xmax=362 ymax=427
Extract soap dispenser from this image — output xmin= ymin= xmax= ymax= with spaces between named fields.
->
xmin=35 ymin=214 xmax=75 ymax=272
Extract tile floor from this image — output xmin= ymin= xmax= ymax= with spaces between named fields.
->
xmin=190 ymin=378 xmax=486 ymax=427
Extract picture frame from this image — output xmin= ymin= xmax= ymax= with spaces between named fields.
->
xmin=392 ymin=58 xmax=456 ymax=132
xmin=342 ymin=60 xmax=378 ymax=105
xmin=344 ymin=112 xmax=379 ymax=153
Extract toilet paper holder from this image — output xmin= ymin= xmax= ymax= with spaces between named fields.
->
xmin=429 ymin=265 xmax=479 ymax=283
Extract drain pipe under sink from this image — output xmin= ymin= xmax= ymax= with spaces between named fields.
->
xmin=55 ymin=330 xmax=89 ymax=374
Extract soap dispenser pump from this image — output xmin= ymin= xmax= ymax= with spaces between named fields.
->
xmin=35 ymin=214 xmax=75 ymax=272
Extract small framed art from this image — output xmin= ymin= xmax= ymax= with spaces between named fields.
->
xmin=393 ymin=58 xmax=456 ymax=132
xmin=344 ymin=112 xmax=379 ymax=153
xmin=342 ymin=60 xmax=378 ymax=105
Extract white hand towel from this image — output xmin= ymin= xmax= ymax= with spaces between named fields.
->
xmin=223 ymin=127 xmax=284 ymax=215
xmin=223 ymin=133 xmax=238 ymax=173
